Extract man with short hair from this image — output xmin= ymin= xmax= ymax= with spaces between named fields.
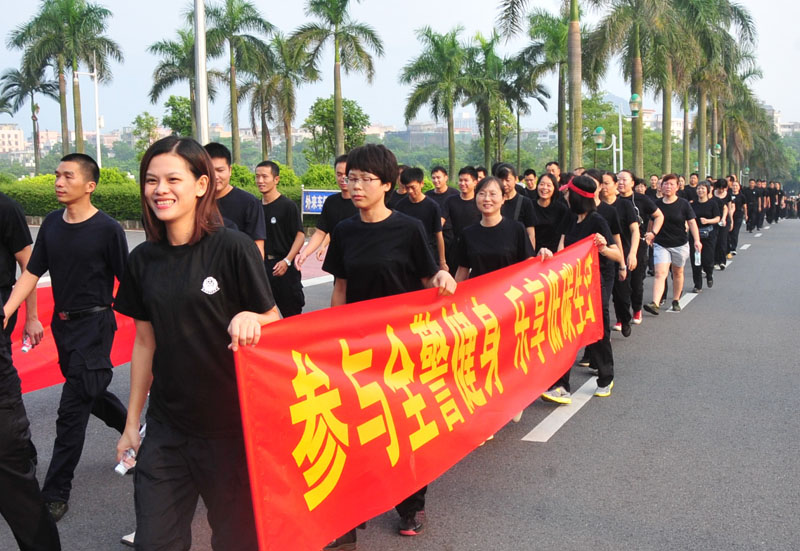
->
xmin=521 ymin=169 xmax=538 ymax=199
xmin=442 ymin=166 xmax=481 ymax=274
xmin=396 ymin=168 xmax=447 ymax=271
xmin=475 ymin=166 xmax=487 ymax=180
xmin=742 ymin=178 xmax=759 ymax=232
xmin=425 ymin=166 xmax=459 ymax=264
xmin=204 ymin=142 xmax=266 ymax=258
xmin=496 ymin=163 xmax=537 ymax=249
xmin=296 ymin=155 xmax=357 ymax=267
xmin=3 ymin=153 xmax=129 ymax=522
xmin=545 ymin=161 xmax=561 ymax=181
xmin=257 ymin=161 xmax=305 ymax=317
xmin=685 ymin=173 xmax=700 ymax=203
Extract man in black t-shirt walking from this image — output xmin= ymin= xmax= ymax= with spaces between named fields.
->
xmin=205 ymin=142 xmax=266 ymax=258
xmin=3 ymin=154 xmax=128 ymax=523
xmin=396 ymin=168 xmax=447 ymax=270
xmin=257 ymin=161 xmax=305 ymax=317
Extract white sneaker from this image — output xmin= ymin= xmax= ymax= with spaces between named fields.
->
xmin=512 ymin=411 xmax=523 ymax=423
xmin=121 ymin=531 xmax=135 ymax=547
xmin=541 ymin=386 xmax=572 ymax=405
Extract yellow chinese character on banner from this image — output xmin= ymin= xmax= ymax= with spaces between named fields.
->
xmin=289 ymin=351 xmax=349 ymax=512
xmin=539 ymin=271 xmax=564 ymax=355
xmin=503 ymin=285 xmax=532 ymax=373
xmin=340 ymin=339 xmax=400 ymax=466
xmin=573 ymin=256 xmax=596 ymax=332
xmin=442 ymin=304 xmax=486 ymax=414
xmin=384 ymin=325 xmax=440 ymax=451
xmin=559 ymin=263 xmax=577 ymax=343
xmin=470 ymin=298 xmax=502 ymax=396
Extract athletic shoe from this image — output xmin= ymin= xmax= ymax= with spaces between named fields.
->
xmin=726 ymin=253 xmax=733 ymax=259
xmin=577 ymin=355 xmax=591 ymax=367
xmin=632 ymin=310 xmax=642 ymax=325
xmin=399 ymin=511 xmax=425 ymax=536
xmin=732 ymin=251 xmax=737 ymax=256
xmin=594 ymin=381 xmax=614 ymax=397
xmin=612 ymin=322 xmax=622 ymax=332
xmin=643 ymin=302 xmax=659 ymax=315
xmin=121 ymin=532 xmax=135 ymax=548
xmin=707 ymin=276 xmax=714 ymax=288
xmin=541 ymin=387 xmax=572 ymax=405
xmin=647 ymin=269 xmax=655 ymax=276
xmin=692 ymin=287 xmax=702 ymax=293
xmin=621 ymin=323 xmax=632 ymax=337
xmin=659 ymin=296 xmax=667 ymax=306
xmin=512 ymin=411 xmax=523 ymax=423
xmin=324 ymin=530 xmax=357 ymax=550
xmin=719 ymin=263 xmax=726 ymax=271
xmin=46 ymin=501 xmax=68 ymax=522
xmin=672 ymin=300 xmax=681 ymax=312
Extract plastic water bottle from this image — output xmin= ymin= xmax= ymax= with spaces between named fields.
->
xmin=21 ymin=336 xmax=32 ymax=353
xmin=115 ymin=424 xmax=147 ymax=475
xmin=694 ymin=251 xmax=701 ymax=265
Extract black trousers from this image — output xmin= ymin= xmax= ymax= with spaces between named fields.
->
xmin=629 ymin=243 xmax=648 ymax=313
xmin=612 ymin=268 xmax=632 ymax=326
xmin=134 ymin=418 xmax=257 ymax=551
xmin=555 ymin=269 xmax=614 ymax=391
xmin=745 ymin=205 xmax=757 ymax=231
xmin=714 ymin=226 xmax=728 ymax=266
xmin=265 ymin=259 xmax=305 ymax=318
xmin=729 ymin=216 xmax=743 ymax=252
xmin=758 ymin=209 xmax=765 ymax=229
xmin=41 ymin=310 xmax=126 ymax=503
xmin=691 ymin=233 xmax=716 ymax=290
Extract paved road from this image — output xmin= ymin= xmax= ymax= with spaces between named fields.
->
xmin=3 ymin=221 xmax=798 ymax=550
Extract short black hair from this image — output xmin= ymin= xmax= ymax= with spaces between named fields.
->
xmin=584 ymin=168 xmax=604 ymax=183
xmin=204 ymin=142 xmax=232 ymax=165
xmin=256 ymin=160 xmax=280 ymax=176
xmin=690 ymin=172 xmax=699 ymax=178
xmin=545 ymin=161 xmax=560 ymax=169
xmin=334 ymin=154 xmax=348 ymax=167
xmin=458 ymin=166 xmax=478 ymax=180
xmin=650 ymin=173 xmax=659 ymax=179
xmin=475 ymin=165 xmax=487 ymax=176
xmin=523 ymin=169 xmax=537 ymax=178
xmin=494 ymin=163 xmax=517 ymax=180
xmin=400 ymin=167 xmax=424 ymax=186
xmin=60 ymin=153 xmax=100 ymax=183
xmin=346 ymin=144 xmax=398 ymax=193
xmin=430 ymin=165 xmax=447 ymax=176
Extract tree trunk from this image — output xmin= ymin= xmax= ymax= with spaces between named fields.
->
xmin=683 ymin=91 xmax=690 ymax=179
xmin=557 ymin=63 xmax=567 ymax=170
xmin=710 ymin=97 xmax=718 ymax=178
xmin=447 ymin=103 xmax=456 ymax=179
xmin=482 ymin=105 xmax=491 ymax=169
xmin=720 ymin=118 xmax=727 ymax=178
xmin=190 ymin=84 xmax=197 ymax=139
xmin=661 ymin=57 xmax=672 ymax=174
xmin=516 ymin=107 xmax=521 ymax=175
xmin=57 ymin=56 xmax=70 ymax=155
xmin=229 ymin=43 xmax=241 ymax=164
xmin=31 ymin=96 xmax=40 ymax=175
xmin=697 ymin=88 xmax=707 ymax=179
xmin=284 ymin=117 xmax=293 ymax=169
xmin=72 ymin=60 xmax=84 ymax=153
xmin=631 ymin=24 xmax=644 ymax=177
xmin=495 ymin=113 xmax=502 ymax=162
xmin=567 ymin=4 xmax=582 ymax=171
xmin=260 ymin=109 xmax=270 ymax=160
xmin=333 ymin=30 xmax=345 ymax=157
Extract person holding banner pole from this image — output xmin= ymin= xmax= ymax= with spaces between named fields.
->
xmin=540 ymin=175 xmax=623 ymax=402
xmin=113 ymin=136 xmax=279 ymax=551
xmin=322 ymin=143 xmax=456 ymax=550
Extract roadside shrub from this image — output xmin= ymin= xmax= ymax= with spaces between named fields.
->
xmin=300 ymin=164 xmax=337 ymax=189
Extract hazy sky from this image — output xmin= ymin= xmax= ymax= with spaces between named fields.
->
xmin=2 ymin=0 xmax=798 ymax=139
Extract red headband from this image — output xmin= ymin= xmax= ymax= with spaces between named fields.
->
xmin=560 ymin=178 xmax=595 ymax=199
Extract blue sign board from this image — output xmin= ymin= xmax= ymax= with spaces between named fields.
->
xmin=301 ymin=188 xmax=338 ymax=216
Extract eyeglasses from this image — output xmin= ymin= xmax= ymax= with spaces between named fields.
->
xmin=345 ymin=175 xmax=382 ymax=186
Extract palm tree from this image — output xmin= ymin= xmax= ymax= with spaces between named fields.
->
xmin=148 ymin=28 xmax=223 ymax=141
xmin=400 ymin=27 xmax=474 ymax=178
xmin=464 ymin=32 xmax=505 ymax=169
xmin=204 ymin=0 xmax=274 ymax=164
xmin=290 ymin=0 xmax=384 ymax=156
xmin=0 ymin=66 xmax=58 ymax=174
xmin=566 ymin=0 xmax=582 ymax=171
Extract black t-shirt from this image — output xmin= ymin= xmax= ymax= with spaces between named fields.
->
xmin=563 ymin=211 xmax=615 ymax=277
xmin=609 ymin=198 xmax=637 ymax=256
xmin=425 ymin=187 xmax=459 ymax=241
xmin=0 ymin=192 xmax=32 ymax=289
xmin=654 ymin=198 xmax=695 ymax=248
xmin=387 ymin=190 xmax=408 ymax=208
xmin=113 ymin=228 xmax=275 ymax=437
xmin=691 ymin=199 xmax=721 ymax=231
xmin=217 ymin=186 xmax=266 ymax=242
xmin=316 ymin=193 xmax=358 ymax=234
xmin=684 ymin=185 xmax=699 ymax=204
xmin=322 ymin=211 xmax=438 ymax=304
xmin=262 ymin=195 xmax=302 ymax=259
xmin=742 ymin=187 xmax=758 ymax=205
xmin=442 ymin=195 xmax=481 ymax=238
xmin=645 ymin=187 xmax=658 ymax=200
xmin=521 ymin=186 xmax=539 ymax=201
xmin=501 ymin=193 xmax=538 ymax=229
xmin=394 ymin=197 xmax=442 ymax=256
xmin=532 ymin=199 xmax=569 ymax=254
xmin=621 ymin=192 xmax=657 ymax=231
xmin=712 ymin=193 xmax=731 ymax=221
xmin=597 ymin=201 xmax=622 ymax=236
xmin=456 ymin=217 xmax=534 ymax=279
xmin=729 ymin=192 xmax=745 ymax=220
xmin=28 ymin=209 xmax=128 ymax=313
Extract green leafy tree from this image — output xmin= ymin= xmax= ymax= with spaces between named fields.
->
xmin=162 ymin=95 xmax=193 ymax=136
xmin=302 ymin=95 xmax=369 ymax=164
xmin=290 ymin=0 xmax=384 ymax=156
xmin=204 ymin=0 xmax=274 ymax=164
xmin=0 ymin=66 xmax=58 ymax=174
xmin=132 ymin=112 xmax=159 ymax=160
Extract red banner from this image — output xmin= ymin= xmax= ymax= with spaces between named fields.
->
xmin=12 ymin=285 xmax=135 ymax=394
xmin=235 ymin=237 xmax=603 ymax=551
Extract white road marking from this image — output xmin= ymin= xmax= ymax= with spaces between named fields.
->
xmin=302 ymin=275 xmax=333 ymax=288
xmin=763 ymin=226 xmax=770 ymax=230
xmin=740 ymin=244 xmax=751 ymax=250
xmin=754 ymin=233 xmax=762 ymax=238
xmin=666 ymin=291 xmax=699 ymax=312
xmin=522 ymin=379 xmax=598 ymax=442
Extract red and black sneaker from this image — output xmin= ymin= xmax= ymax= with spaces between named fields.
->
xmin=398 ymin=511 xmax=425 ymax=536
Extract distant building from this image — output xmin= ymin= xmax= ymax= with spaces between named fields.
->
xmin=760 ymin=103 xmax=781 ymax=134
xmin=650 ymin=115 xmax=684 ymax=141
xmin=0 ymin=124 xmax=25 ymax=153
xmin=364 ymin=124 xmax=397 ymax=140
xmin=779 ymin=121 xmax=800 ymax=136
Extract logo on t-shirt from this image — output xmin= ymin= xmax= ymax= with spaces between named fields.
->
xmin=201 ymin=276 xmax=220 ymax=295
xmin=270 ymin=216 xmax=277 ymax=224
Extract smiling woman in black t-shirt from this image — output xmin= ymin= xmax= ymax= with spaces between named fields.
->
xmin=689 ymin=182 xmax=720 ymax=292
xmin=114 ymin=137 xmax=279 ymax=550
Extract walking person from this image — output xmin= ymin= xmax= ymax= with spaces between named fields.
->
xmin=496 ymin=163 xmax=537 ymax=249
xmin=728 ymin=179 xmax=745 ymax=256
xmin=712 ymin=179 xmax=732 ymax=270
xmin=114 ymin=136 xmax=279 ymax=550
xmin=322 ymin=144 xmax=456 ymax=550
xmin=689 ymin=182 xmax=720 ymax=292
xmin=442 ymin=166 xmax=481 ymax=274
xmin=643 ymin=174 xmax=701 ymax=315
xmin=531 ymin=173 xmax=569 ymax=255
xmin=3 ymin=153 xmax=129 ymax=523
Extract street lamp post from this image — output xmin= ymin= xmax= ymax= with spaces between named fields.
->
xmin=74 ymin=52 xmax=102 ymax=167
xmin=593 ymin=126 xmax=608 ymax=169
xmin=614 ymin=94 xmax=641 ymax=173
xmin=194 ymin=0 xmax=210 ymax=144
xmin=708 ymin=143 xmax=721 ymax=179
